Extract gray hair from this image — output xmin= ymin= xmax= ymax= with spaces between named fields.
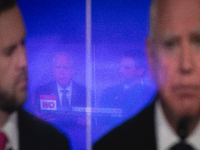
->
xmin=148 ymin=0 xmax=159 ymax=39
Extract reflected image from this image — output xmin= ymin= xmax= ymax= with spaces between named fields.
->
xmin=92 ymin=46 xmax=155 ymax=142
xmin=34 ymin=51 xmax=87 ymax=150
xmin=98 ymin=49 xmax=153 ymax=126
xmin=17 ymin=0 xmax=158 ymax=150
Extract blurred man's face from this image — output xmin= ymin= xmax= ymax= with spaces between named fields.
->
xmin=0 ymin=6 xmax=27 ymax=112
xmin=147 ymin=0 xmax=200 ymax=121
xmin=119 ymin=56 xmax=140 ymax=83
xmin=53 ymin=54 xmax=73 ymax=87
xmin=119 ymin=57 xmax=144 ymax=84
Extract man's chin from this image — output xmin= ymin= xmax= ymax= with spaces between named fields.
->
xmin=171 ymin=106 xmax=200 ymax=124
xmin=176 ymin=100 xmax=200 ymax=117
xmin=16 ymin=88 xmax=27 ymax=101
xmin=1 ymin=96 xmax=26 ymax=114
xmin=58 ymin=81 xmax=70 ymax=87
xmin=0 ymin=102 xmax=22 ymax=113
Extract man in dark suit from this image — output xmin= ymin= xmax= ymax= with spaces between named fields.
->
xmin=35 ymin=51 xmax=86 ymax=150
xmin=35 ymin=52 xmax=86 ymax=123
xmin=99 ymin=50 xmax=153 ymax=126
xmin=94 ymin=0 xmax=200 ymax=149
xmin=0 ymin=0 xmax=70 ymax=150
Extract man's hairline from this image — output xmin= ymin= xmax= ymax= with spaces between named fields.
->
xmin=52 ymin=53 xmax=74 ymax=70
xmin=148 ymin=0 xmax=160 ymax=40
xmin=0 ymin=0 xmax=17 ymax=15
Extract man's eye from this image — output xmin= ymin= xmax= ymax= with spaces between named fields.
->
xmin=163 ymin=41 xmax=176 ymax=49
xmin=192 ymin=36 xmax=200 ymax=46
xmin=4 ymin=45 xmax=17 ymax=56
xmin=21 ymin=39 xmax=26 ymax=46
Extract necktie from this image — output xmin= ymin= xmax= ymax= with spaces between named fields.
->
xmin=170 ymin=141 xmax=194 ymax=150
xmin=61 ymin=89 xmax=69 ymax=108
xmin=0 ymin=132 xmax=7 ymax=150
xmin=170 ymin=118 xmax=195 ymax=150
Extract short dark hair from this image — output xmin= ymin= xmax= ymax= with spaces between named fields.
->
xmin=0 ymin=0 xmax=16 ymax=14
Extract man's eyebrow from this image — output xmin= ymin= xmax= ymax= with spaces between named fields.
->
xmin=159 ymin=33 xmax=179 ymax=41
xmin=151 ymin=32 xmax=178 ymax=43
xmin=3 ymin=42 xmax=17 ymax=51
xmin=191 ymin=28 xmax=200 ymax=36
xmin=2 ymin=32 xmax=27 ymax=52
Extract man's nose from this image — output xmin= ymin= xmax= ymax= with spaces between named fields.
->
xmin=179 ymin=42 xmax=194 ymax=74
xmin=16 ymin=44 xmax=28 ymax=71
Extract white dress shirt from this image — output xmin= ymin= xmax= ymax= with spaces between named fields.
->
xmin=57 ymin=82 xmax=72 ymax=106
xmin=155 ymin=101 xmax=200 ymax=150
xmin=1 ymin=111 xmax=19 ymax=150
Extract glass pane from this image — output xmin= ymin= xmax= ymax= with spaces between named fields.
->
xmin=18 ymin=0 xmax=157 ymax=149
xmin=91 ymin=0 xmax=156 ymax=143
xmin=18 ymin=0 xmax=87 ymax=150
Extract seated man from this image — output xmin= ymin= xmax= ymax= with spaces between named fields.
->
xmin=35 ymin=52 xmax=86 ymax=115
xmin=98 ymin=50 xmax=153 ymax=127
xmin=0 ymin=0 xmax=70 ymax=149
xmin=35 ymin=51 xmax=86 ymax=150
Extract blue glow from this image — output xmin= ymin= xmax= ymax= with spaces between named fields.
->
xmin=18 ymin=0 xmax=156 ymax=149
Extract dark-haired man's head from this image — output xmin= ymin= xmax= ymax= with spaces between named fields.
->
xmin=0 ymin=0 xmax=16 ymax=14
xmin=119 ymin=50 xmax=145 ymax=84
xmin=0 ymin=0 xmax=27 ymax=114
